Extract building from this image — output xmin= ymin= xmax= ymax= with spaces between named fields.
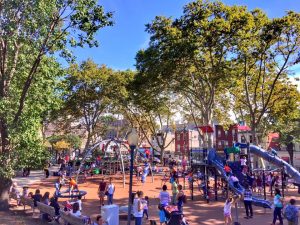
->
xmin=175 ymin=129 xmax=200 ymax=157
xmin=214 ymin=123 xmax=252 ymax=151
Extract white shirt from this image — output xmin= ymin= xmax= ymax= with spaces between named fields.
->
xmin=76 ymin=200 xmax=82 ymax=211
xmin=107 ymin=184 xmax=115 ymax=195
xmin=240 ymin=158 xmax=247 ymax=166
xmin=133 ymin=198 xmax=143 ymax=217
xmin=224 ymin=202 xmax=232 ymax=214
xmin=71 ymin=210 xmax=81 ymax=217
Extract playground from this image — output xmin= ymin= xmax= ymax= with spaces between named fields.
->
xmin=7 ymin=140 xmax=300 ymax=225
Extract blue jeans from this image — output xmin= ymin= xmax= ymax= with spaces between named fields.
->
xmin=273 ymin=207 xmax=283 ymax=225
xmin=107 ymin=194 xmax=113 ymax=205
xmin=135 ymin=217 xmax=142 ymax=225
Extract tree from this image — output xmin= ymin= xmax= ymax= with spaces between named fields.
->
xmin=62 ymin=60 xmax=133 ymax=150
xmin=230 ymin=10 xmax=300 ymax=144
xmin=0 ymin=0 xmax=112 ymax=210
xmin=135 ymin=0 xmax=254 ymax=147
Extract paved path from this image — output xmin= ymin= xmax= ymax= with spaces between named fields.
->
xmin=12 ymin=166 xmax=59 ymax=187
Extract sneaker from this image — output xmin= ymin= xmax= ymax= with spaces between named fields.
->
xmin=249 ymin=215 xmax=253 ymax=218
xmin=244 ymin=216 xmax=249 ymax=219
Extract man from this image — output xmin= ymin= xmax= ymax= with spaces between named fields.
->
xmin=243 ymin=185 xmax=253 ymax=219
xmin=284 ymin=199 xmax=299 ymax=225
xmin=172 ymin=179 xmax=179 ymax=205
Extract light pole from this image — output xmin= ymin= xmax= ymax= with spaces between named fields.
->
xmin=127 ymin=128 xmax=139 ymax=225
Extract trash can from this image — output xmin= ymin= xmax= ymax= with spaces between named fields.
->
xmin=101 ymin=204 xmax=119 ymax=225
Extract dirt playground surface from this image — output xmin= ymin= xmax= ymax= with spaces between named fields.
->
xmin=8 ymin=172 xmax=300 ymax=225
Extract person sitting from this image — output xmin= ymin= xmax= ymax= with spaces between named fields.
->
xmin=10 ymin=182 xmax=21 ymax=205
xmin=224 ymin=164 xmax=231 ymax=176
xmin=69 ymin=202 xmax=81 ymax=217
xmin=76 ymin=195 xmax=82 ymax=211
xmin=230 ymin=175 xmax=239 ymax=188
xmin=50 ymin=197 xmax=60 ymax=222
xmin=92 ymin=215 xmax=108 ymax=225
xmin=32 ymin=189 xmax=42 ymax=208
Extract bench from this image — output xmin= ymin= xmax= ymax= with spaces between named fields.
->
xmin=60 ymin=210 xmax=90 ymax=225
xmin=36 ymin=202 xmax=56 ymax=220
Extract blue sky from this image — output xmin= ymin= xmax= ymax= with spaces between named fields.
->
xmin=72 ymin=0 xmax=300 ymax=73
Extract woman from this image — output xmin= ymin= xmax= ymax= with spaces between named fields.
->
xmin=176 ymin=184 xmax=185 ymax=212
xmin=98 ymin=178 xmax=107 ymax=206
xmin=106 ymin=178 xmax=115 ymax=205
xmin=49 ymin=197 xmax=60 ymax=220
xmin=271 ymin=188 xmax=283 ymax=225
xmin=41 ymin=192 xmax=50 ymax=205
xmin=133 ymin=191 xmax=144 ymax=225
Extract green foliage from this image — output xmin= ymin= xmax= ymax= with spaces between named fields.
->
xmin=48 ymin=134 xmax=82 ymax=149
xmin=0 ymin=0 xmax=112 ymax=180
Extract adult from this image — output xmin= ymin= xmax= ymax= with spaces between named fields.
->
xmin=106 ymin=178 xmax=115 ymax=205
xmin=177 ymin=184 xmax=185 ymax=212
xmin=133 ymin=191 xmax=145 ymax=225
xmin=49 ymin=197 xmax=60 ymax=220
xmin=98 ymin=178 xmax=107 ymax=206
xmin=41 ymin=192 xmax=50 ymax=205
xmin=171 ymin=179 xmax=179 ymax=205
xmin=70 ymin=202 xmax=81 ymax=217
xmin=159 ymin=185 xmax=170 ymax=206
xmin=32 ymin=189 xmax=42 ymax=207
xmin=182 ymin=156 xmax=187 ymax=172
xmin=284 ymin=199 xmax=299 ymax=225
xmin=271 ymin=188 xmax=283 ymax=225
xmin=243 ymin=185 xmax=253 ymax=219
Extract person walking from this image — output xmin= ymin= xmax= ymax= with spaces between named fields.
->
xmin=177 ymin=184 xmax=185 ymax=212
xmin=133 ymin=191 xmax=145 ymax=225
xmin=271 ymin=188 xmax=284 ymax=225
xmin=243 ymin=185 xmax=253 ymax=219
xmin=98 ymin=178 xmax=107 ymax=206
xmin=106 ymin=178 xmax=115 ymax=205
xmin=171 ymin=179 xmax=179 ymax=205
xmin=284 ymin=199 xmax=299 ymax=225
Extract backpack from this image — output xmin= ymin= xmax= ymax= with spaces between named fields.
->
xmin=284 ymin=205 xmax=297 ymax=221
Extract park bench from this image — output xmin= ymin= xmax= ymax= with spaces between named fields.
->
xmin=36 ymin=202 xmax=56 ymax=220
xmin=60 ymin=210 xmax=90 ymax=225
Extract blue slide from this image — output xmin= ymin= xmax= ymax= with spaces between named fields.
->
xmin=208 ymin=150 xmax=272 ymax=208
xmin=249 ymin=145 xmax=300 ymax=185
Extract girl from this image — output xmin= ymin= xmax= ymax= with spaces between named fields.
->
xmin=143 ymin=196 xmax=149 ymax=220
xmin=271 ymin=188 xmax=283 ymax=225
xmin=224 ymin=197 xmax=234 ymax=225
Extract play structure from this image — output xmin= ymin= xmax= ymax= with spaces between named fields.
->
xmin=75 ymin=138 xmax=154 ymax=187
xmin=190 ymin=143 xmax=300 ymax=208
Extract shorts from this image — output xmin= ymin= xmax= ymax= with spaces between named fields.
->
xmin=224 ymin=212 xmax=231 ymax=218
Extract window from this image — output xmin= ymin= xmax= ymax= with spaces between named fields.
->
xmin=249 ymin=135 xmax=253 ymax=143
xmin=177 ymin=134 xmax=181 ymax=140
xmin=218 ymin=141 xmax=222 ymax=146
xmin=232 ymin=129 xmax=235 ymax=136
xmin=225 ymin=130 xmax=228 ymax=136
xmin=224 ymin=141 xmax=228 ymax=146
xmin=177 ymin=145 xmax=181 ymax=151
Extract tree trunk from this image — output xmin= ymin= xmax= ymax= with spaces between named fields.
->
xmin=286 ymin=142 xmax=294 ymax=166
xmin=0 ymin=177 xmax=12 ymax=211
xmin=203 ymin=110 xmax=213 ymax=149
xmin=250 ymin=122 xmax=258 ymax=145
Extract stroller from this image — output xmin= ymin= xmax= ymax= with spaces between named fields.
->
xmin=166 ymin=211 xmax=189 ymax=225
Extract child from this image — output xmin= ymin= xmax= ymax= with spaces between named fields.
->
xmin=22 ymin=186 xmax=29 ymax=198
xmin=224 ymin=197 xmax=234 ymax=225
xmin=158 ymin=204 xmax=166 ymax=225
xmin=143 ymin=196 xmax=149 ymax=219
